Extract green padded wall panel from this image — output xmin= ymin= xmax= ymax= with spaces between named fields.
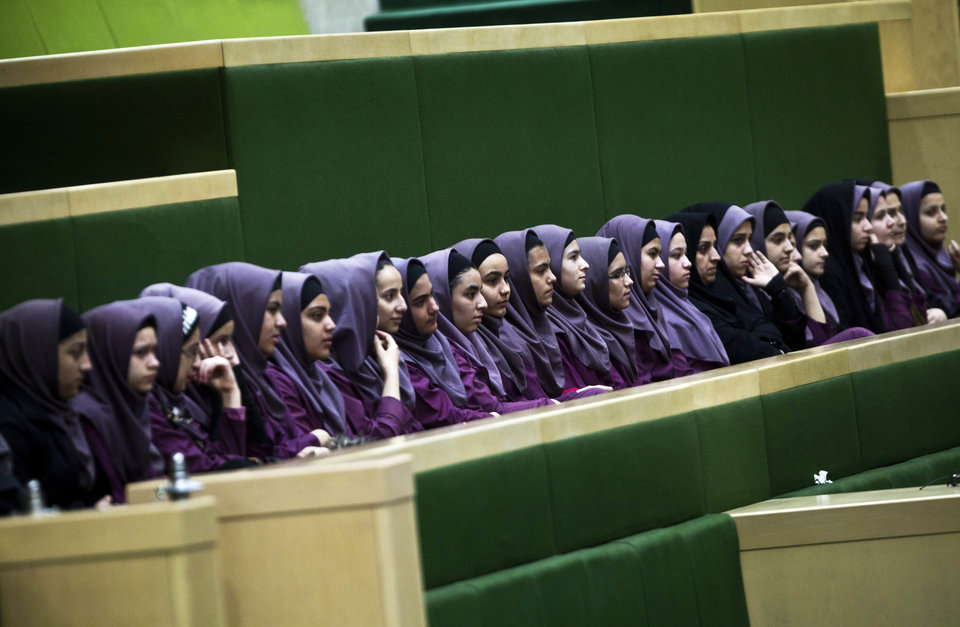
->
xmin=223 ymin=58 xmax=431 ymax=269
xmin=527 ymin=553 xmax=593 ymax=627
xmin=0 ymin=69 xmax=229 ymax=194
xmin=0 ymin=218 xmax=79 ymax=311
xmin=471 ymin=565 xmax=544 ymax=626
xmin=543 ymin=412 xmax=705 ymax=553
xmin=426 ymin=582 xmax=484 ymax=627
xmin=742 ymin=24 xmax=891 ymax=212
xmin=414 ymin=46 xmax=605 ymax=247
xmin=852 ymin=352 xmax=960 ymax=468
xmin=589 ymin=36 xmax=756 ymax=220
xmin=695 ymin=397 xmax=771 ymax=512
xmin=763 ymin=375 xmax=863 ymax=495
xmin=578 ymin=542 xmax=648 ymax=626
xmin=71 ymin=198 xmax=245 ymax=311
xmin=625 ymin=527 xmax=700 ymax=627
xmin=415 ymin=446 xmax=556 ymax=589
xmin=677 ymin=514 xmax=751 ymax=626
xmin=27 ymin=0 xmax=116 ymax=55
xmin=0 ymin=0 xmax=47 ymax=59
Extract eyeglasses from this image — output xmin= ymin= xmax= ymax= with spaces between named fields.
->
xmin=608 ymin=266 xmax=633 ymax=281
xmin=181 ymin=344 xmax=201 ymax=360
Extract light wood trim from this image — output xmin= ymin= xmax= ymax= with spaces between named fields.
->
xmin=846 ymin=321 xmax=960 ymax=371
xmin=0 ymin=496 xmax=217 ymax=564
xmin=0 ymin=41 xmax=224 ymax=88
xmin=222 ymin=32 xmax=412 ymax=67
xmin=730 ymin=485 xmax=960 ymax=549
xmin=586 ymin=12 xmax=741 ymax=45
xmin=689 ymin=367 xmax=760 ymax=408
xmin=887 ymin=86 xmax=960 ymax=120
xmin=0 ymin=188 xmax=69 ymax=225
xmin=68 ymin=170 xmax=238 ymax=217
xmin=409 ymin=21 xmax=586 ymax=55
xmin=755 ymin=347 xmax=851 ymax=395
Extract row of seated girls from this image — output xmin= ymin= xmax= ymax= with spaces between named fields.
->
xmin=0 ymin=178 xmax=956 ymax=513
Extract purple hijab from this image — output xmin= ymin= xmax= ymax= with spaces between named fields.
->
xmin=0 ymin=299 xmax=94 ymax=489
xmin=72 ymin=300 xmax=158 ymax=483
xmin=595 ymin=216 xmax=674 ymax=362
xmin=274 ymin=272 xmax=347 ymax=434
xmin=186 ymin=262 xmax=288 ymax=423
xmin=494 ymin=228 xmax=565 ymax=396
xmin=714 ymin=205 xmax=763 ymax=310
xmin=651 ymin=220 xmax=729 ymax=366
xmin=534 ymin=224 xmax=612 ymax=374
xmin=573 ymin=236 xmax=639 ymax=380
xmin=784 ymin=210 xmax=840 ymax=329
xmin=141 ymin=283 xmax=229 ymax=339
xmin=742 ymin=200 xmax=788 ymax=255
xmin=300 ymin=253 xmax=416 ymax=408
xmin=421 ymin=248 xmax=509 ymax=397
xmin=392 ymin=257 xmax=468 ymax=407
xmin=453 ymin=238 xmax=530 ymax=395
xmin=901 ymin=179 xmax=960 ymax=312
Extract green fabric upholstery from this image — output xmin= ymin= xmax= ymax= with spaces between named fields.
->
xmin=589 ymin=36 xmax=756 ymax=219
xmin=425 ymin=582 xmax=484 ymax=627
xmin=71 ymin=198 xmax=245 ymax=311
xmin=470 ymin=565 xmax=544 ymax=626
xmin=677 ymin=514 xmax=750 ymax=626
xmin=222 ymin=58 xmax=431 ymax=269
xmin=742 ymin=24 xmax=891 ymax=211
xmin=852 ymin=352 xmax=960 ymax=469
xmin=413 ymin=46 xmax=605 ymax=246
xmin=0 ymin=0 xmax=52 ymax=59
xmin=543 ymin=412 xmax=705 ymax=553
xmin=366 ymin=0 xmax=691 ymax=31
xmin=763 ymin=375 xmax=863 ymax=495
xmin=0 ymin=69 xmax=229 ymax=194
xmin=26 ymin=0 xmax=116 ymax=55
xmin=577 ymin=542 xmax=648 ymax=626
xmin=415 ymin=446 xmax=556 ymax=589
xmin=625 ymin=526 xmax=701 ymax=627
xmin=695 ymin=397 xmax=772 ymax=512
xmin=0 ymin=218 xmax=79 ymax=311
xmin=526 ymin=553 xmax=594 ymax=627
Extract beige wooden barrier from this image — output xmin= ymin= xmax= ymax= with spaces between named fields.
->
xmin=127 ymin=454 xmax=425 ymax=627
xmin=729 ymin=485 xmax=960 ymax=625
xmin=0 ymin=496 xmax=224 ymax=625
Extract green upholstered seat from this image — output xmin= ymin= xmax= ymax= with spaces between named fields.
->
xmin=413 ymin=46 xmax=605 ymax=245
xmin=762 ymin=375 xmax=863 ymax=495
xmin=221 ymin=58 xmax=431 ymax=269
xmin=71 ymin=197 xmax=245 ymax=310
xmin=0 ymin=69 xmax=228 ymax=194
xmin=0 ymin=217 xmax=79 ymax=311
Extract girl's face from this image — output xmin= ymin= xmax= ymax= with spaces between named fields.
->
xmin=174 ymin=327 xmax=201 ymax=394
xmin=560 ymin=239 xmax=589 ymax=296
xmin=526 ymin=245 xmax=556 ymax=308
xmin=376 ymin=264 xmax=406 ymax=334
xmin=258 ymin=289 xmax=286 ymax=357
xmin=606 ymin=252 xmax=633 ymax=310
xmin=56 ymin=328 xmax=91 ymax=400
xmin=850 ymin=196 xmax=873 ymax=252
xmin=206 ymin=320 xmax=238 ymax=368
xmin=870 ymin=194 xmax=897 ymax=248
xmin=477 ymin=253 xmax=511 ymax=319
xmin=919 ymin=192 xmax=948 ymax=246
xmin=667 ymin=232 xmax=692 ymax=289
xmin=128 ymin=326 xmax=160 ymax=394
xmin=409 ymin=273 xmax=439 ymax=336
xmin=801 ymin=226 xmax=829 ymax=278
xmin=886 ymin=192 xmax=907 ymax=246
xmin=696 ymin=225 xmax=721 ymax=286
xmin=451 ymin=268 xmax=487 ymax=334
xmin=639 ymin=237 xmax=665 ymax=294
xmin=302 ymin=293 xmax=336 ymax=362
xmin=724 ymin=222 xmax=754 ymax=279
xmin=765 ymin=222 xmax=795 ymax=274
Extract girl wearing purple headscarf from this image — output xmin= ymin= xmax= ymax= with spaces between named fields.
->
xmin=867 ymin=184 xmax=942 ymax=324
xmin=0 ymin=299 xmax=115 ymax=509
xmin=136 ymin=296 xmax=255 ymax=474
xmin=300 ymin=253 xmax=421 ymax=439
xmin=391 ymin=256 xmax=494 ymax=428
xmin=73 ymin=299 xmax=164 ymax=491
xmin=187 ymin=262 xmax=329 ymax=459
xmin=595 ymin=216 xmax=710 ymax=378
xmin=533 ymin=224 xmax=628 ymax=389
xmin=900 ymin=179 xmax=960 ymax=318
xmin=421 ymin=248 xmax=555 ymax=414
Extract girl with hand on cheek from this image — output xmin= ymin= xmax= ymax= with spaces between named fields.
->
xmin=422 ymin=248 xmax=555 ymax=413
xmin=187 ymin=263 xmax=329 ymax=460
xmin=301 ymin=253 xmax=422 ymax=439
